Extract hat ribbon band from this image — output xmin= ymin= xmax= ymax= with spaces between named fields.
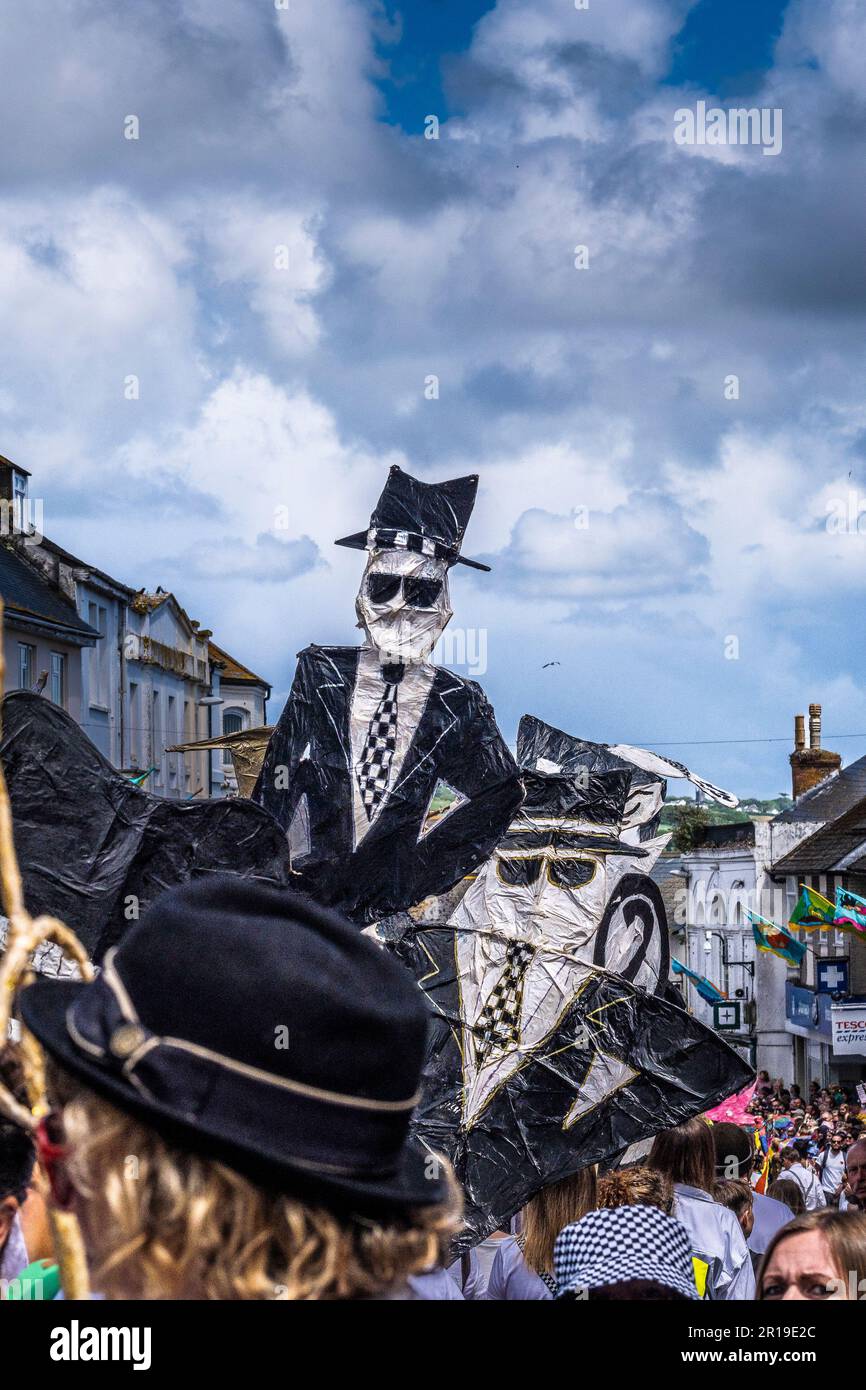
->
xmin=68 ymin=952 xmax=421 ymax=1115
xmin=366 ymin=527 xmax=455 ymax=562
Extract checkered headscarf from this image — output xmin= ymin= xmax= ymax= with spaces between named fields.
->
xmin=553 ymin=1204 xmax=699 ymax=1300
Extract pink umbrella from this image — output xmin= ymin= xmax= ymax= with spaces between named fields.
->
xmin=704 ymin=1080 xmax=758 ymax=1128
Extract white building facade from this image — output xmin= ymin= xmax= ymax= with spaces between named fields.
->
xmin=664 ymin=820 xmax=779 ymax=1073
xmin=1 ymin=456 xmax=270 ymax=800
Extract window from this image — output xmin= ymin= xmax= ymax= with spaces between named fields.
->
xmin=49 ymin=652 xmax=65 ymax=707
xmin=128 ymin=682 xmax=140 ymax=766
xmin=222 ymin=708 xmax=245 ymax=766
xmin=87 ymin=601 xmax=109 ymax=706
xmin=152 ymin=691 xmax=162 ymax=784
xmin=12 ymin=469 xmax=27 ymax=531
xmin=17 ymin=642 xmax=35 ymax=691
xmin=167 ymin=695 xmax=177 ymax=788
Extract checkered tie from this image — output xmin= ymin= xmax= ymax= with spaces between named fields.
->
xmin=356 ymin=679 xmax=399 ymax=821
xmin=474 ymin=940 xmax=535 ymax=1065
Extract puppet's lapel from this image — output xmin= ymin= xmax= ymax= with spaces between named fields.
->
xmin=313 ymin=647 xmax=357 ymax=776
xmin=390 ymin=670 xmax=462 ymax=799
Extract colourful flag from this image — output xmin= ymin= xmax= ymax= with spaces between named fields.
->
xmin=705 ymin=1080 xmax=758 ymax=1127
xmin=753 ymin=1143 xmax=772 ymax=1195
xmin=788 ymin=883 xmax=836 ymax=931
xmin=127 ymin=766 xmax=157 ymax=787
xmin=749 ymin=911 xmax=807 ymax=966
xmin=834 ymin=886 xmax=866 ymax=935
xmin=672 ymin=958 xmax=727 ymax=1004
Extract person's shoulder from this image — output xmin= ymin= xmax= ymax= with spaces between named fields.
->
xmin=406 ymin=1269 xmax=465 ymax=1301
xmin=754 ymin=1191 xmax=793 ymax=1219
xmin=491 ymin=1234 xmax=521 ymax=1266
xmin=709 ymin=1197 xmax=750 ymax=1244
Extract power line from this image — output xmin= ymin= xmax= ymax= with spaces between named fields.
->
xmin=623 ymin=733 xmax=866 ymax=747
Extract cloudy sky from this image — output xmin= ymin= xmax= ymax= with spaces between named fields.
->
xmin=2 ymin=0 xmax=865 ymax=797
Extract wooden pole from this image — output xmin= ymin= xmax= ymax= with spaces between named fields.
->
xmin=0 ymin=599 xmax=93 ymax=1299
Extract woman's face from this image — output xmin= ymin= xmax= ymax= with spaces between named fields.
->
xmin=761 ymin=1231 xmax=847 ymax=1301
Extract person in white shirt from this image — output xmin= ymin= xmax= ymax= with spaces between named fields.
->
xmin=649 ymin=1118 xmax=755 ymax=1300
xmin=780 ymin=1145 xmax=826 ymax=1211
xmin=817 ymin=1133 xmax=847 ymax=1206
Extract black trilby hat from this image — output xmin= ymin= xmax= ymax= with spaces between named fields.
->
xmin=19 ymin=877 xmax=449 ymax=1214
xmin=501 ymin=768 xmax=647 ymax=857
xmin=335 ymin=464 xmax=491 ymax=571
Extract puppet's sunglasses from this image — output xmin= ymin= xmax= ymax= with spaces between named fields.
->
xmin=366 ymin=574 xmax=443 ymax=608
xmin=495 ymin=855 xmax=597 ymax=889
xmin=35 ymin=1110 xmax=75 ymax=1212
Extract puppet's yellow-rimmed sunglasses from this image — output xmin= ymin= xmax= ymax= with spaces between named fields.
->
xmin=495 ymin=854 xmax=598 ymax=890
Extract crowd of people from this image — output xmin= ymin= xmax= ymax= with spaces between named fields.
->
xmin=1 ymin=878 xmax=866 ymax=1302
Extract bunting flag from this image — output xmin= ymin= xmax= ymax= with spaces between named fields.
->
xmin=749 ymin=911 xmax=807 ymax=966
xmin=671 ymin=957 xmax=727 ymax=1004
xmin=788 ymin=883 xmax=837 ymax=932
xmin=834 ymin=886 xmax=866 ymax=936
xmin=126 ymin=766 xmax=157 ymax=787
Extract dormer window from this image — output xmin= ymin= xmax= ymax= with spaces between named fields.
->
xmin=12 ymin=469 xmax=27 ymax=531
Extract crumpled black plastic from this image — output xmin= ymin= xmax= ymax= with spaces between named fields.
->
xmin=0 ymin=692 xmax=294 ymax=960
xmin=390 ymin=923 xmax=753 ymax=1249
xmin=517 ymin=713 xmax=667 ymax=842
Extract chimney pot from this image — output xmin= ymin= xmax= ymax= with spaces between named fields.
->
xmin=809 ymin=703 xmax=822 ymax=750
xmin=790 ymin=702 xmax=839 ymax=799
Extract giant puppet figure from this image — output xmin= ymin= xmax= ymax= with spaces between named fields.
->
xmin=389 ymin=714 xmax=749 ymax=1245
xmin=0 ymin=466 xmax=519 ymax=956
xmin=253 ymin=465 xmax=523 ymax=924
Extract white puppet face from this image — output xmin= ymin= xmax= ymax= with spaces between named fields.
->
xmin=452 ymin=845 xmax=610 ymax=1126
xmin=355 ymin=548 xmax=452 ymax=665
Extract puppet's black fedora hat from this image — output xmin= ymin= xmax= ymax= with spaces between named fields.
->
xmin=19 ymin=877 xmax=449 ymax=1214
xmin=501 ymin=768 xmax=648 ymax=857
xmin=335 ymin=463 xmax=491 ymax=571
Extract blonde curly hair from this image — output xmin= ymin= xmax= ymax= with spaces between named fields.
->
xmin=48 ymin=1061 xmax=462 ymax=1300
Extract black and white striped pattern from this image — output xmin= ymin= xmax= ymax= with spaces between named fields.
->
xmin=356 ymin=682 xmax=399 ymax=820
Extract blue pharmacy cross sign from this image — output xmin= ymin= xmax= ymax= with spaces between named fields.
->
xmin=713 ymin=1001 xmax=741 ymax=1031
xmin=816 ymin=959 xmax=849 ymax=996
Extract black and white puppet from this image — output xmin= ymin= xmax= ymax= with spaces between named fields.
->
xmin=387 ymin=715 xmax=747 ymax=1244
xmin=253 ymin=466 xmax=523 ymax=925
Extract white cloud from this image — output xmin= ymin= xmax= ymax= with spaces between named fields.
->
xmin=201 ymin=199 xmax=329 ymax=354
xmin=2 ymin=0 xmax=866 ymax=793
xmin=493 ymin=493 xmax=709 ymax=601
xmin=470 ymin=0 xmax=697 ymax=82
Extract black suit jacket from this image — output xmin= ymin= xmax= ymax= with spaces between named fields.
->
xmin=253 ymin=645 xmax=523 ymax=924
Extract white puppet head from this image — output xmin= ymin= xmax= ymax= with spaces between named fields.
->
xmin=355 ymin=547 xmax=452 ymax=665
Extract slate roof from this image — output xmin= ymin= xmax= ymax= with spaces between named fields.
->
xmin=695 ymin=821 xmax=756 ymax=850
xmin=774 ymin=757 xmax=866 ymax=825
xmin=0 ymin=543 xmax=100 ymax=642
xmin=209 ymin=641 xmax=269 ymax=688
xmin=773 ymin=797 xmax=866 ymax=874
